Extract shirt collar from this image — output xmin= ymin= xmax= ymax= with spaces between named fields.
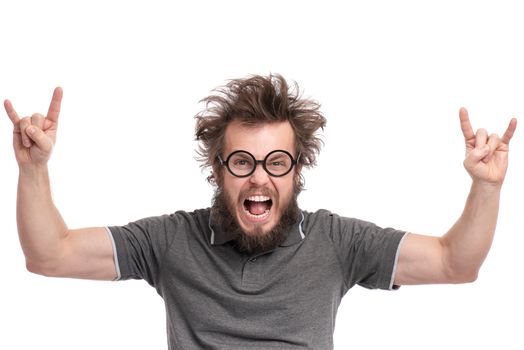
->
xmin=208 ymin=212 xmax=305 ymax=247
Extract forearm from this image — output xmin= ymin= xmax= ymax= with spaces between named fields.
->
xmin=17 ymin=164 xmax=69 ymax=271
xmin=442 ymin=180 xmax=501 ymax=280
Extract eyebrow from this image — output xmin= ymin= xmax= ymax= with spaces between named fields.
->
xmin=267 ymin=153 xmax=287 ymax=162
xmin=230 ymin=149 xmax=294 ymax=158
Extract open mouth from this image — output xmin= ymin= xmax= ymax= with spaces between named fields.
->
xmin=243 ymin=195 xmax=273 ymax=221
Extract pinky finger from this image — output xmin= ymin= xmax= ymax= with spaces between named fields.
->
xmin=4 ymin=99 xmax=21 ymax=125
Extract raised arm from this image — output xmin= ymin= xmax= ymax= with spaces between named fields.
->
xmin=394 ymin=108 xmax=517 ymax=285
xmin=5 ymin=88 xmax=116 ymax=280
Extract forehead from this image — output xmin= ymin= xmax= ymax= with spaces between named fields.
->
xmin=223 ymin=120 xmax=295 ymax=157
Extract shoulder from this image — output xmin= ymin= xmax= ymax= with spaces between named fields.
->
xmin=113 ymin=208 xmax=211 ymax=236
xmin=301 ymin=209 xmax=368 ymax=233
xmin=301 ymin=209 xmax=333 ymax=229
xmin=171 ymin=208 xmax=211 ymax=224
xmin=162 ymin=208 xmax=211 ymax=235
xmin=301 ymin=209 xmax=339 ymax=241
xmin=301 ymin=209 xmax=397 ymax=245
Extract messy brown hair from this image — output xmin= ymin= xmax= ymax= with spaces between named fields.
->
xmin=195 ymin=73 xmax=327 ymax=191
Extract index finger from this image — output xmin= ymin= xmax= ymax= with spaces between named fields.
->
xmin=501 ymin=118 xmax=517 ymax=145
xmin=459 ymin=107 xmax=475 ymax=141
xmin=46 ymin=87 xmax=63 ymax=123
xmin=4 ymin=99 xmax=20 ymax=125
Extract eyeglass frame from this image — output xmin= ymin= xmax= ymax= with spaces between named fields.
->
xmin=217 ymin=149 xmax=300 ymax=178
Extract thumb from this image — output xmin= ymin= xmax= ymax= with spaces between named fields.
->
xmin=26 ymin=126 xmax=54 ymax=154
xmin=464 ymin=145 xmax=489 ymax=167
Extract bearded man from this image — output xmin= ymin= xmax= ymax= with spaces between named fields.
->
xmin=4 ymin=74 xmax=517 ymax=349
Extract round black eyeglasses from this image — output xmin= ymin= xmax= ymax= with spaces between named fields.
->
xmin=218 ymin=150 xmax=299 ymax=178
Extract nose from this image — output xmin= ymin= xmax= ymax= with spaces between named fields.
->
xmin=249 ymin=163 xmax=270 ymax=186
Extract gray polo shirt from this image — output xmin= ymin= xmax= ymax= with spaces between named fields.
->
xmin=108 ymin=209 xmax=407 ymax=349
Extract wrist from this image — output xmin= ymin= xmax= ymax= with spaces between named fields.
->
xmin=470 ymin=179 xmax=502 ymax=196
xmin=19 ymin=163 xmax=49 ymax=179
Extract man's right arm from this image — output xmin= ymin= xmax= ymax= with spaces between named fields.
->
xmin=6 ymin=88 xmax=117 ymax=281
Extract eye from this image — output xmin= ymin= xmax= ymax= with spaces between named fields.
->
xmin=232 ymin=157 xmax=253 ymax=168
xmin=268 ymin=157 xmax=288 ymax=167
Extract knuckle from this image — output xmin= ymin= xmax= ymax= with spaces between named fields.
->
xmin=19 ymin=118 xmax=31 ymax=133
xmin=31 ymin=113 xmax=44 ymax=123
xmin=476 ymin=128 xmax=487 ymax=135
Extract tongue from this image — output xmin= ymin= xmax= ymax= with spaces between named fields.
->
xmin=247 ymin=201 xmax=269 ymax=215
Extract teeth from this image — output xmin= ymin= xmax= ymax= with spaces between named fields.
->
xmin=247 ymin=195 xmax=270 ymax=202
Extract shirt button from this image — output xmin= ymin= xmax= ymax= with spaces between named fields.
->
xmin=249 ymin=258 xmax=257 ymax=262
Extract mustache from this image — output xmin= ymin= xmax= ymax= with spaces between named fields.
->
xmin=239 ymin=187 xmax=276 ymax=199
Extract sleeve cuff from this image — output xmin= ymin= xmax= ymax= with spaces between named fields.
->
xmin=388 ymin=231 xmax=409 ymax=290
xmin=105 ymin=227 xmax=122 ymax=281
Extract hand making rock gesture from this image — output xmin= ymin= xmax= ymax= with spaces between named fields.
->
xmin=460 ymin=107 xmax=517 ymax=186
xmin=4 ymin=87 xmax=63 ymax=167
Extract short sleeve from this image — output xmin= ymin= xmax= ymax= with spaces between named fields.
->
xmin=327 ymin=213 xmax=407 ymax=291
xmin=107 ymin=214 xmax=175 ymax=287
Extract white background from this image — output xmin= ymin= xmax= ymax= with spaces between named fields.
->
xmin=1 ymin=1 xmax=523 ymax=349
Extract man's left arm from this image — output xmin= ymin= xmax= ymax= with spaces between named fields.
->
xmin=394 ymin=108 xmax=517 ymax=285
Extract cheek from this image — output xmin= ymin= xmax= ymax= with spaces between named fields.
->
xmin=273 ymin=178 xmax=295 ymax=203
xmin=223 ymin=177 xmax=245 ymax=202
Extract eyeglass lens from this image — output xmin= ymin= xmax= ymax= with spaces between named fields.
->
xmin=226 ymin=150 xmax=294 ymax=177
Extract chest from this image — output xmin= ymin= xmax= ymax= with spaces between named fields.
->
xmin=158 ymin=233 xmax=345 ymax=346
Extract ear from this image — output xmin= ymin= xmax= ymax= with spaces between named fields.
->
xmin=292 ymin=165 xmax=305 ymax=194
xmin=212 ymin=166 xmax=224 ymax=187
xmin=294 ymin=163 xmax=303 ymax=183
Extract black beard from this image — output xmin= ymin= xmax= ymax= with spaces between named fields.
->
xmin=211 ymin=187 xmax=300 ymax=255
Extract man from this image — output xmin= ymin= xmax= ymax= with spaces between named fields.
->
xmin=4 ymin=74 xmax=517 ymax=349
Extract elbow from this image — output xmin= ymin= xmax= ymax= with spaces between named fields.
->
xmin=26 ymin=259 xmax=47 ymax=276
xmin=440 ymin=240 xmax=482 ymax=284
xmin=25 ymin=259 xmax=60 ymax=277
xmin=456 ymin=271 xmax=478 ymax=284
xmin=447 ymin=267 xmax=479 ymax=284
